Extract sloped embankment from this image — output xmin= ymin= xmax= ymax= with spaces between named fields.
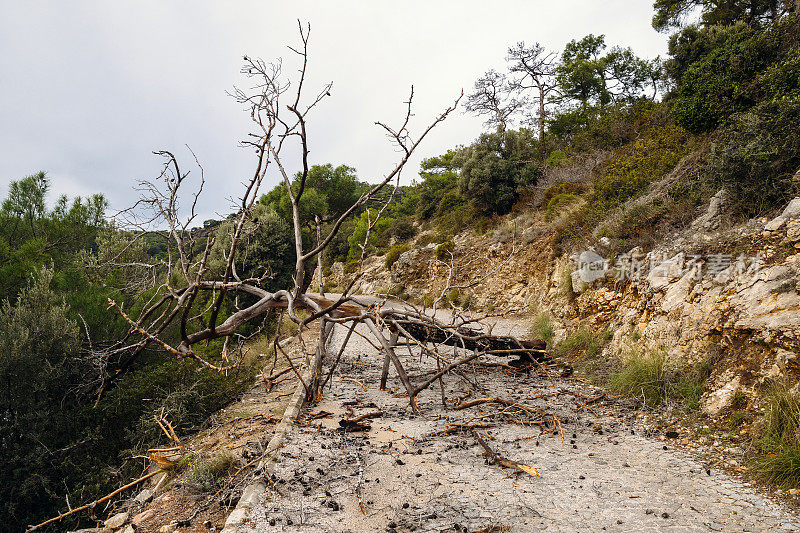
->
xmin=332 ymin=196 xmax=800 ymax=417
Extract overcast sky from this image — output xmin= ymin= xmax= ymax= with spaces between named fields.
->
xmin=0 ymin=1 xmax=668 ymax=222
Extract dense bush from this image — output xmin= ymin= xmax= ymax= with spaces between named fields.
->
xmin=706 ymin=98 xmax=800 ymax=216
xmin=669 ymin=15 xmax=800 ymax=133
xmin=415 ymin=151 xmax=461 ymax=220
xmin=545 ymin=193 xmax=579 ymax=220
xmin=608 ymin=349 xmax=709 ymax=409
xmin=0 ymin=173 xmax=270 ymax=531
xmin=417 ymin=231 xmax=452 ymax=247
xmin=208 ymin=203 xmax=295 ymax=291
xmin=542 ymin=182 xmax=586 ymax=205
xmin=346 ymin=209 xmax=391 ymax=262
xmin=548 ymin=99 xmax=665 ymax=152
xmin=454 ymin=129 xmax=542 ymax=216
xmin=388 ymin=217 xmax=417 ymax=242
xmin=0 ymin=269 xmax=84 ymax=526
xmin=541 ymin=182 xmax=588 ymax=219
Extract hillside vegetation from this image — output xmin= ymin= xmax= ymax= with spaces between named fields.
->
xmin=2 ymin=2 xmax=799 ymax=531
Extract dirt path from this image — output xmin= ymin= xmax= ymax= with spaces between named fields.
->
xmin=236 ymin=318 xmax=800 ymax=532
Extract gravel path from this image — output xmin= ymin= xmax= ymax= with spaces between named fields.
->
xmin=238 ymin=316 xmax=800 ymax=532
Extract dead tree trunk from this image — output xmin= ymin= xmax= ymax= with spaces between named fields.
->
xmin=100 ymin=22 xmax=462 ymax=404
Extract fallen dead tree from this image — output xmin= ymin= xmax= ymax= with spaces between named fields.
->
xmin=90 ymin=19 xmax=552 ymax=414
xmin=385 ymin=313 xmax=548 ymax=364
xmin=45 ymin=21 xmax=556 ymax=531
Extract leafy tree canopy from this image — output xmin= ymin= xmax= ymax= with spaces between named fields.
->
xmin=261 ymin=164 xmax=366 ymax=227
xmin=652 ymin=0 xmax=793 ymax=32
xmin=556 ymin=34 xmax=661 ymax=108
xmin=454 ymin=129 xmax=541 ymax=215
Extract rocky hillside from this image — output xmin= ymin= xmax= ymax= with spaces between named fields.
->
xmin=330 ymin=193 xmax=800 ymax=417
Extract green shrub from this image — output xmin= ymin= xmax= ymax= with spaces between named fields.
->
xmin=474 ymin=217 xmax=490 ymax=235
xmin=343 ymin=260 xmax=359 ymax=274
xmin=435 ymin=201 xmax=478 ymax=235
xmin=541 ymin=182 xmax=587 ymax=207
xmin=388 ymin=217 xmax=417 ymax=242
xmin=545 ymin=149 xmax=568 ymax=167
xmin=756 ymin=46 xmax=800 ymax=100
xmin=548 ymin=99 xmax=662 ymax=152
xmin=545 ymin=193 xmax=578 ymax=220
xmin=608 ymin=350 xmax=709 ymax=409
xmin=415 ymin=151 xmax=460 ymax=220
xmin=346 ymin=209 xmax=391 ymax=262
xmin=671 ymin=23 xmax=764 ymax=133
xmin=454 ymin=129 xmax=541 ymax=216
xmin=386 ymin=284 xmax=410 ymax=301
xmin=753 ymin=385 xmax=800 ymax=487
xmin=385 ymin=243 xmax=411 ymax=269
xmin=592 ymin=124 xmax=691 ymax=208
xmin=530 ymin=312 xmax=554 ymax=345
xmin=435 ymin=238 xmax=455 ymax=260
xmin=705 ymin=98 xmax=800 ymax=217
xmin=554 ymin=326 xmax=608 ymax=381
xmin=556 ymin=326 xmax=603 ymax=359
xmin=443 ymin=288 xmax=462 ymax=308
xmin=417 ymin=231 xmax=451 ymax=247
xmin=668 ymin=16 xmax=800 ymax=134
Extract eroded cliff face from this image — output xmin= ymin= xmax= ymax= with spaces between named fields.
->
xmin=330 ymin=198 xmax=800 ymax=416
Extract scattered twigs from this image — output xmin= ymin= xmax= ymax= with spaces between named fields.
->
xmin=429 ymin=423 xmax=497 ymax=437
xmin=453 ymin=396 xmax=564 ymax=434
xmin=471 ymin=430 xmax=540 ymax=477
xmin=339 ymin=377 xmax=368 ymax=391
xmin=345 ymin=411 xmax=383 ymax=424
xmin=154 ymin=408 xmax=183 ymax=447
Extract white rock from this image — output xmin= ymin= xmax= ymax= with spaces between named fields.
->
xmin=104 ymin=512 xmax=129 ymax=529
xmin=134 ymin=488 xmax=153 ymax=504
xmin=703 ymin=371 xmax=741 ymax=416
xmin=782 ymin=197 xmax=800 ymax=219
xmin=764 ymin=197 xmax=800 ymax=233
xmin=692 ymin=189 xmax=729 ymax=231
xmin=787 ymin=219 xmax=800 ymax=242
xmin=570 ymin=270 xmax=587 ymax=294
